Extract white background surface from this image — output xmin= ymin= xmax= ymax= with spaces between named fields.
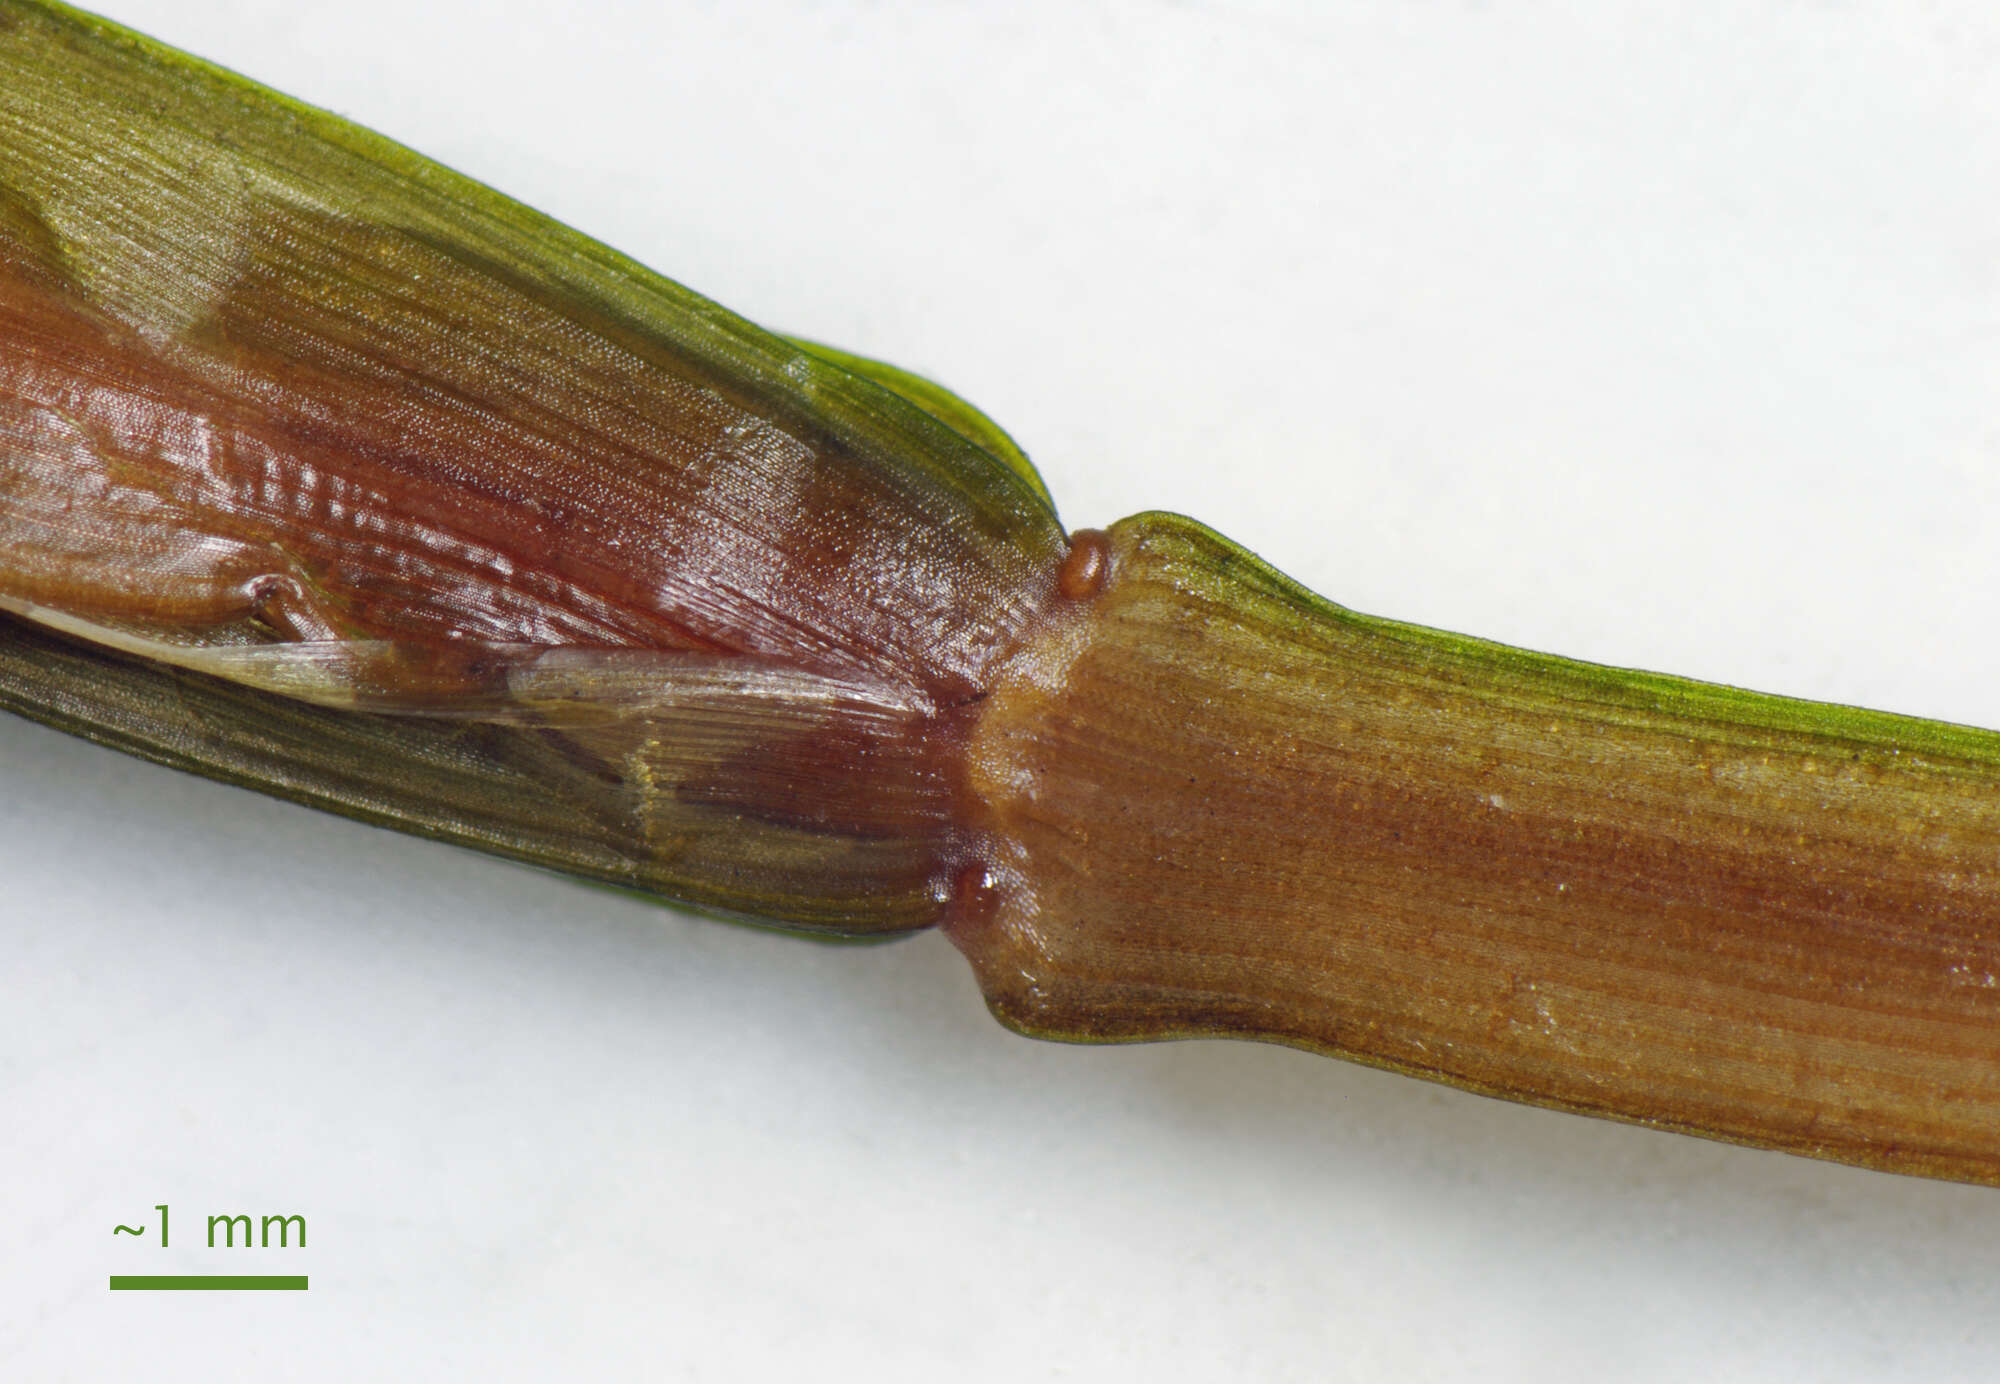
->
xmin=5 ymin=1 xmax=2000 ymax=1379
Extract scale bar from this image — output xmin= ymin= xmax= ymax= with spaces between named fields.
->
xmin=109 ymin=1275 xmax=308 ymax=1291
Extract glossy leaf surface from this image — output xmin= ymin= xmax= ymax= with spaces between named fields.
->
xmin=0 ymin=0 xmax=1067 ymax=930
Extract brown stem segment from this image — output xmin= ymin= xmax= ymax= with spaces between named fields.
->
xmin=7 ymin=0 xmax=2000 ymax=1186
xmin=953 ymin=513 xmax=2000 ymax=1184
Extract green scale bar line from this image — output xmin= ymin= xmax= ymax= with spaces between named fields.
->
xmin=109 ymin=1275 xmax=308 ymax=1291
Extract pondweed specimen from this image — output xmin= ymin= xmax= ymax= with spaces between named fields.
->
xmin=3 ymin=0 xmax=1996 ymax=1185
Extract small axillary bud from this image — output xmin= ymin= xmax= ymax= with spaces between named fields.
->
xmin=1056 ymin=529 xmax=1110 ymax=601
